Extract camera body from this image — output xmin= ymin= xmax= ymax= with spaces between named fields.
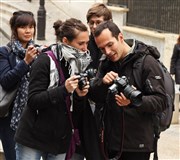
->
xmin=77 ymin=68 xmax=97 ymax=90
xmin=108 ymin=76 xmax=142 ymax=106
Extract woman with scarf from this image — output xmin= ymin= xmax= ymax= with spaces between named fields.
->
xmin=0 ymin=11 xmax=38 ymax=160
xmin=15 ymin=18 xmax=91 ymax=160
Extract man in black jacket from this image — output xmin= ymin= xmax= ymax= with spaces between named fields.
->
xmin=89 ymin=21 xmax=167 ymax=160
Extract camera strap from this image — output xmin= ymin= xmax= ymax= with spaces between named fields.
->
xmin=98 ymin=93 xmax=124 ymax=160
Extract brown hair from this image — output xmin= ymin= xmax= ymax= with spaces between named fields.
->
xmin=86 ymin=3 xmax=112 ymax=23
xmin=53 ymin=18 xmax=88 ymax=42
xmin=9 ymin=10 xmax=36 ymax=40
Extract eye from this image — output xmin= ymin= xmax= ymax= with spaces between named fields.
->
xmin=78 ymin=42 xmax=84 ymax=46
xmin=96 ymin=21 xmax=103 ymax=25
xmin=107 ymin=42 xmax=113 ymax=47
xmin=29 ymin=25 xmax=34 ymax=28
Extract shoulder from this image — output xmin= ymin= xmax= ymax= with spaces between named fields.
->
xmin=143 ymin=55 xmax=161 ymax=74
xmin=0 ymin=46 xmax=10 ymax=57
xmin=174 ymin=44 xmax=180 ymax=51
xmin=32 ymin=53 xmax=50 ymax=70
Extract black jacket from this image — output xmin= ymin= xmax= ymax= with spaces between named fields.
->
xmin=170 ymin=43 xmax=180 ymax=84
xmin=88 ymin=34 xmax=103 ymax=70
xmin=89 ymin=40 xmax=167 ymax=156
xmin=15 ymin=52 xmax=85 ymax=154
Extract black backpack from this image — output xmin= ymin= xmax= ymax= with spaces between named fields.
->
xmin=133 ymin=45 xmax=175 ymax=160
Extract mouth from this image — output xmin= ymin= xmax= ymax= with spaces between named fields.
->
xmin=108 ymin=52 xmax=116 ymax=59
xmin=24 ymin=35 xmax=32 ymax=38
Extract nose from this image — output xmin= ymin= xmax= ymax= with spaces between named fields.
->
xmin=104 ymin=47 xmax=111 ymax=55
xmin=92 ymin=23 xmax=98 ymax=29
xmin=81 ymin=44 xmax=88 ymax=52
xmin=25 ymin=27 xmax=31 ymax=32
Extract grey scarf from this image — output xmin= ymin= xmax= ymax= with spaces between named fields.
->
xmin=51 ymin=43 xmax=92 ymax=75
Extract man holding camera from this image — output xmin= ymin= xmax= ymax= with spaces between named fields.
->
xmin=89 ymin=21 xmax=167 ymax=160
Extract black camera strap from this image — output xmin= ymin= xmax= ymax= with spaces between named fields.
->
xmin=99 ymin=93 xmax=124 ymax=160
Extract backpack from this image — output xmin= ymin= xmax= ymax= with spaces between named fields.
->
xmin=133 ymin=45 xmax=175 ymax=160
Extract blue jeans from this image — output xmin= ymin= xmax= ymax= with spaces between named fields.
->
xmin=16 ymin=143 xmax=84 ymax=160
xmin=0 ymin=115 xmax=16 ymax=160
xmin=71 ymin=153 xmax=84 ymax=160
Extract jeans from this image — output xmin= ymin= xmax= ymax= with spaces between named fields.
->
xmin=71 ymin=153 xmax=84 ymax=160
xmin=0 ymin=115 xmax=16 ymax=160
xmin=16 ymin=143 xmax=84 ymax=160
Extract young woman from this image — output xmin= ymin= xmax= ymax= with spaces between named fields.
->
xmin=0 ymin=10 xmax=38 ymax=160
xmin=15 ymin=18 xmax=91 ymax=160
xmin=170 ymin=35 xmax=180 ymax=90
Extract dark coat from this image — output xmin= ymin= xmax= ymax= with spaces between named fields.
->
xmin=77 ymin=34 xmax=105 ymax=159
xmin=0 ymin=45 xmax=29 ymax=119
xmin=170 ymin=43 xmax=180 ymax=84
xmin=88 ymin=34 xmax=103 ymax=70
xmin=0 ymin=46 xmax=29 ymax=91
xmin=89 ymin=40 xmax=167 ymax=156
xmin=15 ymin=53 xmax=86 ymax=154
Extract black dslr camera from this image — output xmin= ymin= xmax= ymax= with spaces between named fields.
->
xmin=77 ymin=68 xmax=97 ymax=90
xmin=108 ymin=76 xmax=142 ymax=106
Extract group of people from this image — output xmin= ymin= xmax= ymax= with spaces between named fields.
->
xmin=0 ymin=2 xmax=171 ymax=160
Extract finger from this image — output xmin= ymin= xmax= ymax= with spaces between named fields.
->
xmin=71 ymin=75 xmax=81 ymax=80
xmin=115 ymin=94 xmax=122 ymax=100
xmin=116 ymin=100 xmax=122 ymax=106
xmin=109 ymin=71 xmax=118 ymax=78
xmin=119 ymin=92 xmax=127 ymax=100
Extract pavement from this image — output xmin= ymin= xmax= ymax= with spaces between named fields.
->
xmin=0 ymin=0 xmax=180 ymax=159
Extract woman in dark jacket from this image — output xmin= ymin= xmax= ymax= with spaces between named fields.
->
xmin=0 ymin=11 xmax=38 ymax=160
xmin=170 ymin=35 xmax=180 ymax=85
xmin=15 ymin=18 xmax=91 ymax=160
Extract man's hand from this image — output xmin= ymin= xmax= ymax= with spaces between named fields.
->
xmin=76 ymin=81 xmax=90 ymax=97
xmin=103 ymin=71 xmax=118 ymax=84
xmin=115 ymin=92 xmax=131 ymax=107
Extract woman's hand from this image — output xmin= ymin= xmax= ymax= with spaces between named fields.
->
xmin=24 ymin=45 xmax=38 ymax=64
xmin=65 ymin=75 xmax=80 ymax=93
xmin=75 ymin=81 xmax=90 ymax=97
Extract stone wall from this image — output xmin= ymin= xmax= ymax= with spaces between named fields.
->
xmin=122 ymin=26 xmax=178 ymax=71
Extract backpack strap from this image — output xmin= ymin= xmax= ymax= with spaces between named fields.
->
xmin=132 ymin=54 xmax=146 ymax=90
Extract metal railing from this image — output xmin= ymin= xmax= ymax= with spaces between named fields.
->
xmin=107 ymin=0 xmax=180 ymax=34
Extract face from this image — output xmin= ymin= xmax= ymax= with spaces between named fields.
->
xmin=17 ymin=25 xmax=35 ymax=48
xmin=95 ymin=28 xmax=125 ymax=62
xmin=88 ymin=16 xmax=104 ymax=36
xmin=65 ymin=31 xmax=89 ymax=52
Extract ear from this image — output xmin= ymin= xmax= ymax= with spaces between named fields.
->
xmin=118 ymin=32 xmax=123 ymax=42
xmin=62 ymin=37 xmax=69 ymax=45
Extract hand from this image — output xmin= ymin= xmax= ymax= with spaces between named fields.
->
xmin=102 ymin=71 xmax=118 ymax=84
xmin=171 ymin=74 xmax=175 ymax=80
xmin=115 ymin=92 xmax=131 ymax=107
xmin=65 ymin=75 xmax=80 ymax=93
xmin=76 ymin=81 xmax=90 ymax=97
xmin=24 ymin=45 xmax=38 ymax=64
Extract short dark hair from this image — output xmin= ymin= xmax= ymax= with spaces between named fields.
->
xmin=94 ymin=20 xmax=121 ymax=39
